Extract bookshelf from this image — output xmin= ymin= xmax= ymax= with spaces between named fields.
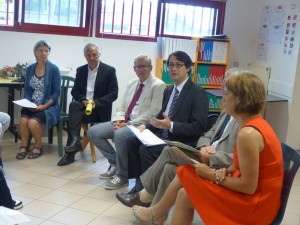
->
xmin=155 ymin=37 xmax=230 ymax=112
xmin=195 ymin=37 xmax=230 ymax=112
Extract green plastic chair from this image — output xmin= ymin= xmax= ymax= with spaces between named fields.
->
xmin=48 ymin=75 xmax=75 ymax=156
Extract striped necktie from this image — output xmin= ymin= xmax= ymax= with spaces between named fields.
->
xmin=161 ymin=88 xmax=179 ymax=140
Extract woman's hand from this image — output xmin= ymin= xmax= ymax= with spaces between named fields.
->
xmin=34 ymin=104 xmax=48 ymax=111
xmin=137 ymin=124 xmax=146 ymax=132
xmin=193 ymin=163 xmax=227 ymax=184
xmin=193 ymin=163 xmax=215 ymax=180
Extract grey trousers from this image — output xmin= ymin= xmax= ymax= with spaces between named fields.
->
xmin=140 ymin=146 xmax=198 ymax=205
xmin=87 ymin=121 xmax=135 ymax=180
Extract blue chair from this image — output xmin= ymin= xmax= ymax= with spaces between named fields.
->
xmin=206 ymin=113 xmax=220 ymax=132
xmin=271 ymin=143 xmax=300 ymax=225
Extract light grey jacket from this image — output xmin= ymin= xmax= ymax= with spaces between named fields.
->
xmin=112 ymin=74 xmax=165 ymax=126
xmin=196 ymin=111 xmax=239 ymax=168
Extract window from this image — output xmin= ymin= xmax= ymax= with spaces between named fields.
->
xmin=160 ymin=0 xmax=226 ymax=37
xmin=96 ymin=0 xmax=226 ymax=41
xmin=0 ymin=0 xmax=14 ymax=26
xmin=0 ymin=0 xmax=226 ymax=39
xmin=96 ymin=0 xmax=159 ymax=41
xmin=0 ymin=0 xmax=92 ymax=36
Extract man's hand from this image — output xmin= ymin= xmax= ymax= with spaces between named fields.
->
xmin=194 ymin=146 xmax=216 ymax=165
xmin=82 ymin=100 xmax=89 ymax=107
xmin=200 ymin=146 xmax=216 ymax=155
xmin=82 ymin=100 xmax=96 ymax=109
xmin=137 ymin=124 xmax=146 ymax=132
xmin=113 ymin=120 xmax=124 ymax=130
xmin=150 ymin=112 xmax=171 ymax=129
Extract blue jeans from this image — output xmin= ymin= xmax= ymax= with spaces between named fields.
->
xmin=0 ymin=157 xmax=13 ymax=209
xmin=87 ymin=121 xmax=135 ymax=180
xmin=0 ymin=112 xmax=10 ymax=139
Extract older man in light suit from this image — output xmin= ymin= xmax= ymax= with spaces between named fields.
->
xmin=87 ymin=54 xmax=165 ymax=189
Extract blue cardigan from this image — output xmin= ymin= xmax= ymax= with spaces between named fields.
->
xmin=24 ymin=61 xmax=61 ymax=130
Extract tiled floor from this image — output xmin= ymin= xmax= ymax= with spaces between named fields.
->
xmin=1 ymin=131 xmax=300 ymax=225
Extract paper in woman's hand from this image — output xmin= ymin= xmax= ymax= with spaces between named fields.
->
xmin=164 ymin=140 xmax=199 ymax=153
xmin=13 ymin=99 xmax=37 ymax=108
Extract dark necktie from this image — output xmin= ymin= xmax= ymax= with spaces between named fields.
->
xmin=210 ymin=114 xmax=231 ymax=144
xmin=161 ymin=88 xmax=179 ymax=140
xmin=125 ymin=83 xmax=144 ymax=122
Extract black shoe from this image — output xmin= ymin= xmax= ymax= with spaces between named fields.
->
xmin=64 ymin=139 xmax=82 ymax=153
xmin=57 ymin=153 xmax=75 ymax=166
xmin=13 ymin=200 xmax=23 ymax=210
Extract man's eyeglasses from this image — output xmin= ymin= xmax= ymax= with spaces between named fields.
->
xmin=167 ymin=63 xmax=185 ymax=69
xmin=134 ymin=64 xmax=151 ymax=69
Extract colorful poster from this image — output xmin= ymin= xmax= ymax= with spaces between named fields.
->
xmin=283 ymin=3 xmax=299 ymax=57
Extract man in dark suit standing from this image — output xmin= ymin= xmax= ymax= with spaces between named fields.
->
xmin=105 ymin=51 xmax=208 ymax=190
xmin=57 ymin=43 xmax=118 ymax=166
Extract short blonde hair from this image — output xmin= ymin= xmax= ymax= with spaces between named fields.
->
xmin=224 ymin=68 xmax=266 ymax=114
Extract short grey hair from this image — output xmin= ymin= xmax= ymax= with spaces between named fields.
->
xmin=134 ymin=54 xmax=152 ymax=65
xmin=33 ymin=40 xmax=51 ymax=60
xmin=84 ymin=43 xmax=101 ymax=55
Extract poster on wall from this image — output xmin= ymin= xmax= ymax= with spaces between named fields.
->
xmin=257 ymin=5 xmax=271 ymax=61
xmin=283 ymin=3 xmax=299 ymax=57
xmin=257 ymin=4 xmax=286 ymax=61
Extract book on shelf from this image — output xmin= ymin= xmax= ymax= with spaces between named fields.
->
xmin=170 ymin=146 xmax=199 ymax=164
xmin=198 ymin=40 xmax=228 ymax=63
xmin=196 ymin=65 xmax=225 ymax=87
xmin=158 ymin=37 xmax=197 ymax=60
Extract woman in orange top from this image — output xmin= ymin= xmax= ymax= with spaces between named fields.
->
xmin=132 ymin=68 xmax=283 ymax=225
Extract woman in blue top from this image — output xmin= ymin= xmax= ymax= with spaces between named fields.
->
xmin=16 ymin=40 xmax=61 ymax=159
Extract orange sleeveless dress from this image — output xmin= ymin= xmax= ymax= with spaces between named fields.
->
xmin=177 ymin=115 xmax=283 ymax=225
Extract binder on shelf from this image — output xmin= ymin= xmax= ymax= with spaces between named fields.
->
xmin=212 ymin=41 xmax=228 ymax=63
xmin=198 ymin=40 xmax=228 ymax=63
xmin=158 ymin=37 xmax=197 ymax=61
xmin=208 ymin=65 xmax=225 ymax=86
xmin=206 ymin=90 xmax=223 ymax=111
xmin=196 ymin=65 xmax=225 ymax=87
xmin=196 ymin=64 xmax=209 ymax=86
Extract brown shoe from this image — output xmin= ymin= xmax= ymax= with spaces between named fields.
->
xmin=116 ymin=192 xmax=151 ymax=208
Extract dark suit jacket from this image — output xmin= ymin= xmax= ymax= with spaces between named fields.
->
xmin=146 ymin=78 xmax=208 ymax=147
xmin=71 ymin=61 xmax=118 ymax=122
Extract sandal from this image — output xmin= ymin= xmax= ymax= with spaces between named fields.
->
xmin=132 ymin=205 xmax=165 ymax=225
xmin=27 ymin=146 xmax=43 ymax=159
xmin=16 ymin=146 xmax=28 ymax=160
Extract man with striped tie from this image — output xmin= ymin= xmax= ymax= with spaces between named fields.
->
xmin=121 ymin=51 xmax=209 ymax=193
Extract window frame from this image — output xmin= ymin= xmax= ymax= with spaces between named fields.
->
xmin=0 ymin=0 xmax=226 ymax=39
xmin=159 ymin=0 xmax=226 ymax=39
xmin=95 ymin=0 xmax=226 ymax=41
xmin=95 ymin=0 xmax=161 ymax=42
xmin=0 ymin=0 xmax=94 ymax=37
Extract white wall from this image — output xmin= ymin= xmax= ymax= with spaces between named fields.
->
xmin=0 ymin=31 xmax=158 ymax=122
xmin=1 ymin=0 xmax=300 ymax=149
xmin=224 ymin=0 xmax=300 ymax=149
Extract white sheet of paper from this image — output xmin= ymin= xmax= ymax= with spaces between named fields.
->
xmin=13 ymin=99 xmax=37 ymax=108
xmin=0 ymin=206 xmax=30 ymax=225
xmin=127 ymin=125 xmax=166 ymax=146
